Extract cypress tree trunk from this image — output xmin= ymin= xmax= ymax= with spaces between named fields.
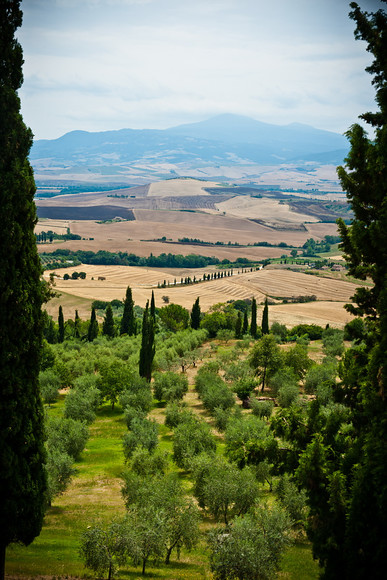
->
xmin=0 ymin=3 xmax=47 ymax=577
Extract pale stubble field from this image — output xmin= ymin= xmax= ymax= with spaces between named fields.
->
xmin=38 ymin=186 xmax=355 ymax=328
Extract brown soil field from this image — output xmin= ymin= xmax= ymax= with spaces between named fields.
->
xmin=36 ymin=210 xmax=339 ymax=258
xmin=44 ymin=264 xmax=356 ymax=328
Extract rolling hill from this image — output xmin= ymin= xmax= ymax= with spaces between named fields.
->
xmin=30 ymin=114 xmax=348 ymax=188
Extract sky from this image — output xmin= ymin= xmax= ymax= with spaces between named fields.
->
xmin=18 ymin=0 xmax=385 ymax=140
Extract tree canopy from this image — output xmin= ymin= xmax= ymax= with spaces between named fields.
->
xmin=0 ymin=2 xmax=47 ymax=576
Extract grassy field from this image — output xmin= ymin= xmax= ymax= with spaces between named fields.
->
xmin=6 ymin=341 xmax=321 ymax=579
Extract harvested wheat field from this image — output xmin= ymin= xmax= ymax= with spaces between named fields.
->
xmin=214 ymin=195 xmax=320 ymax=225
xmin=44 ymin=264 xmax=357 ymax=328
xmin=147 ymin=178 xmax=221 ymax=196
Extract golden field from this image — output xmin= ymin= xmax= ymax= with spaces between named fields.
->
xmin=44 ymin=263 xmax=355 ymax=328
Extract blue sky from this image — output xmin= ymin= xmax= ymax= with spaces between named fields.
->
xmin=19 ymin=0 xmax=384 ymax=139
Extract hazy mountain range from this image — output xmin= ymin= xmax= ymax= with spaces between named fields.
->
xmin=30 ymin=114 xmax=349 ymax=189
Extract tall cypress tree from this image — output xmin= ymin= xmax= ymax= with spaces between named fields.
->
xmin=102 ymin=304 xmax=115 ymax=338
xmin=87 ymin=307 xmax=99 ymax=342
xmin=295 ymin=4 xmax=387 ymax=578
xmin=242 ymin=309 xmax=249 ymax=335
xmin=190 ymin=297 xmax=201 ymax=329
xmin=261 ymin=298 xmax=269 ymax=335
xmin=150 ymin=290 xmax=156 ymax=323
xmin=0 ymin=2 xmax=47 ymax=575
xmin=250 ymin=297 xmax=257 ymax=338
xmin=120 ymin=285 xmax=135 ymax=336
xmin=139 ymin=301 xmax=155 ymax=382
xmin=74 ymin=309 xmax=80 ymax=339
xmin=235 ymin=311 xmax=242 ymax=339
xmin=58 ymin=305 xmax=65 ymax=343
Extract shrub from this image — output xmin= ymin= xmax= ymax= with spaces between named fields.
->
xmin=46 ymin=417 xmax=89 ymax=461
xmin=250 ymin=398 xmax=274 ymax=419
xmin=173 ymin=416 xmax=216 ymax=469
xmin=39 ymin=369 xmax=61 ymax=406
xmin=277 ymin=385 xmax=300 ymax=408
xmin=122 ymin=417 xmax=159 ymax=461
xmin=164 ymin=402 xmax=192 ymax=429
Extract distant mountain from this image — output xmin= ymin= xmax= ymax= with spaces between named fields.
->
xmin=30 ymin=114 xmax=349 ymax=169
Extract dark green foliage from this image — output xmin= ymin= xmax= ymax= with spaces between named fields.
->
xmin=269 ymin=366 xmax=299 ymax=396
xmin=242 ymin=309 xmax=249 ymax=335
xmin=233 ymin=377 xmax=257 ymax=402
xmin=284 ymin=343 xmax=312 ymax=379
xmin=122 ymin=417 xmax=159 ymax=461
xmin=58 ymin=305 xmax=65 ymax=343
xmin=64 ymin=383 xmax=100 ymax=424
xmin=87 ymin=307 xmax=99 ymax=342
xmin=289 ymin=323 xmax=324 ymax=340
xmin=250 ymin=398 xmax=274 ymax=419
xmin=190 ymin=297 xmax=201 ymax=330
xmin=129 ymin=447 xmax=169 ymax=478
xmin=172 ymin=415 xmax=216 ymax=469
xmin=97 ymin=359 xmax=132 ymax=410
xmin=0 ymin=0 xmax=47 ymax=568
xmin=195 ymin=370 xmax=235 ymax=413
xmin=39 ymin=369 xmax=60 ymax=406
xmin=153 ymin=371 xmax=188 ymax=402
xmin=158 ymin=303 xmax=189 ymax=332
xmin=119 ymin=375 xmax=153 ymax=415
xmin=41 ymin=248 xmax=221 ymax=270
xmin=207 ymin=506 xmax=292 ymax=580
xmin=164 ymin=402 xmax=193 ymax=429
xmin=343 ymin=317 xmax=366 ymax=343
xmin=261 ymin=297 xmax=269 ymax=334
xmin=304 ymin=362 xmax=337 ymax=395
xmin=123 ymin=405 xmax=147 ymax=429
xmin=225 ymin=415 xmax=278 ymax=468
xmin=121 ymin=473 xmax=201 ymax=570
xmin=296 ymin=4 xmax=387 ymax=576
xmin=46 ymin=416 xmax=89 ymax=461
xmin=150 ymin=290 xmax=156 ymax=322
xmin=234 ymin=311 xmax=242 ymax=338
xmin=120 ymin=285 xmax=136 ymax=336
xmin=250 ymin=296 xmax=257 ymax=337
xmin=322 ymin=327 xmax=344 ymax=357
xmin=250 ymin=334 xmax=284 ymax=391
xmin=80 ymin=521 xmax=129 ymax=580
xmin=139 ymin=301 xmax=155 ymax=382
xmin=275 ymin=474 xmax=308 ymax=530
xmin=270 ymin=321 xmax=288 ymax=342
xmin=45 ymin=448 xmax=75 ymax=504
xmin=102 ymin=304 xmax=115 ymax=337
xmin=192 ymin=456 xmax=259 ymax=525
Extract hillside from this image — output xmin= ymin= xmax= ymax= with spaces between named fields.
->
xmin=30 ymin=114 xmax=348 ymax=189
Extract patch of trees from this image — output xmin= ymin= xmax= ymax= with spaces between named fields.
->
xmin=40 ymin=249 xmax=221 ymax=270
xmin=35 ymin=229 xmax=82 ymax=243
